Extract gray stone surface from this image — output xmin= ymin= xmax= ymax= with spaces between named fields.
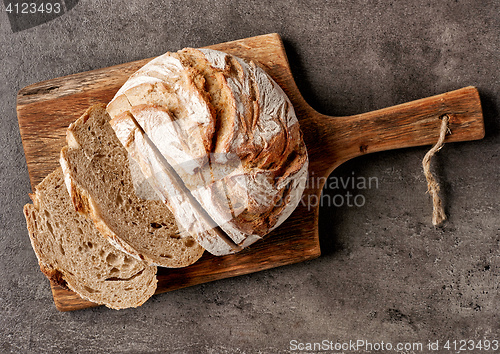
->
xmin=1 ymin=0 xmax=499 ymax=353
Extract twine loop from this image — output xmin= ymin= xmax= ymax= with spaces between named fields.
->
xmin=422 ymin=115 xmax=451 ymax=226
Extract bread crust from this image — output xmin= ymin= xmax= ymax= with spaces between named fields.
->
xmin=107 ymin=48 xmax=309 ymax=256
xmin=39 ymin=263 xmax=70 ymax=290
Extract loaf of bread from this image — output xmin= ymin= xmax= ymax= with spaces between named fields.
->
xmin=23 ymin=168 xmax=157 ymax=309
xmin=107 ymin=48 xmax=309 ymax=255
xmin=60 ymin=104 xmax=205 ymax=267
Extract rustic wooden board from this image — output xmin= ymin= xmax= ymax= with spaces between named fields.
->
xmin=17 ymin=33 xmax=485 ymax=311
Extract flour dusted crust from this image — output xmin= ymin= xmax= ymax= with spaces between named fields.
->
xmin=107 ymin=48 xmax=308 ymax=256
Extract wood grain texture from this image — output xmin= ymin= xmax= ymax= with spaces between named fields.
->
xmin=17 ymin=33 xmax=485 ymax=311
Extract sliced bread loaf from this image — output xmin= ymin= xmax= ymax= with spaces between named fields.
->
xmin=60 ymin=104 xmax=204 ymax=267
xmin=107 ymin=48 xmax=309 ymax=256
xmin=24 ymin=168 xmax=157 ymax=310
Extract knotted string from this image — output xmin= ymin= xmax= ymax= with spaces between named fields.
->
xmin=422 ymin=115 xmax=450 ymax=226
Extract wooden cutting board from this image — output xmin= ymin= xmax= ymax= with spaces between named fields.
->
xmin=17 ymin=33 xmax=485 ymax=311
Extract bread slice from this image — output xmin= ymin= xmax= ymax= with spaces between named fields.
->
xmin=24 ymin=168 xmax=157 ymax=310
xmin=60 ymin=104 xmax=204 ymax=267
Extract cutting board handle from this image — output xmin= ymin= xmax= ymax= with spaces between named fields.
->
xmin=305 ymin=86 xmax=485 ymax=176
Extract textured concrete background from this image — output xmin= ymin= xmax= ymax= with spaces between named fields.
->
xmin=1 ymin=1 xmax=499 ymax=353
